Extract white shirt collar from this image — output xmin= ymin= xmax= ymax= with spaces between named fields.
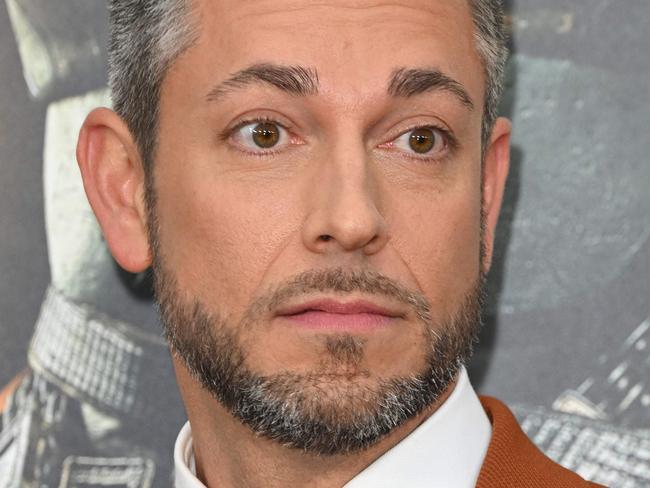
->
xmin=174 ymin=367 xmax=491 ymax=488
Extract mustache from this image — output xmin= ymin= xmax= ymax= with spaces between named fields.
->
xmin=244 ymin=267 xmax=433 ymax=325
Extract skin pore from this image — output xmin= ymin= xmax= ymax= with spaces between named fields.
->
xmin=76 ymin=0 xmax=511 ymax=486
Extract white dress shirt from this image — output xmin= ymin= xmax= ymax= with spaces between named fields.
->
xmin=174 ymin=367 xmax=491 ymax=487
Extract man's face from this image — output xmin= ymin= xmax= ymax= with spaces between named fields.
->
xmin=151 ymin=0 xmax=491 ymax=452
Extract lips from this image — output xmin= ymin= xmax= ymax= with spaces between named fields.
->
xmin=276 ymin=298 xmax=403 ymax=317
xmin=275 ymin=298 xmax=404 ymax=331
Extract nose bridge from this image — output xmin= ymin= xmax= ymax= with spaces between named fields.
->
xmin=302 ymin=133 xmax=388 ymax=254
xmin=329 ymin=137 xmax=370 ymax=200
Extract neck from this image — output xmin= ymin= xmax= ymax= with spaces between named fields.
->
xmin=175 ymin=365 xmax=458 ymax=488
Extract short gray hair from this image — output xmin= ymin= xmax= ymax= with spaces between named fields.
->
xmin=108 ymin=0 xmax=508 ymax=170
xmin=469 ymin=0 xmax=509 ymax=149
xmin=108 ymin=0 xmax=198 ymax=169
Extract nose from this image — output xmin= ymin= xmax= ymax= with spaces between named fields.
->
xmin=301 ymin=145 xmax=389 ymax=256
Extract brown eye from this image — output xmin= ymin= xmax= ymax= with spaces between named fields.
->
xmin=387 ymin=126 xmax=448 ymax=159
xmin=251 ymin=122 xmax=280 ymax=148
xmin=408 ymin=128 xmax=436 ymax=153
xmin=230 ymin=119 xmax=292 ymax=154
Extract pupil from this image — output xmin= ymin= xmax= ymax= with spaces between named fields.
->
xmin=252 ymin=122 xmax=280 ymax=148
xmin=409 ymin=129 xmax=435 ymax=153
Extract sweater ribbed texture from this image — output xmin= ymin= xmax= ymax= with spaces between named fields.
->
xmin=476 ymin=396 xmax=606 ymax=488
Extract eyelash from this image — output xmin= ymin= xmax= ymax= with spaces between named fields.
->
xmin=388 ymin=124 xmax=458 ymax=162
xmin=220 ymin=117 xmax=458 ymax=161
xmin=219 ymin=116 xmax=293 ymax=158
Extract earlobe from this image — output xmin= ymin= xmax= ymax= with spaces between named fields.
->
xmin=76 ymin=107 xmax=152 ymax=272
xmin=481 ymin=117 xmax=511 ymax=273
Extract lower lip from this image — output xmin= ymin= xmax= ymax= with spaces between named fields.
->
xmin=279 ymin=311 xmax=394 ymax=331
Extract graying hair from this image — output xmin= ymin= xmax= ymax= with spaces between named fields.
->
xmin=108 ymin=0 xmax=508 ymax=170
xmin=469 ymin=0 xmax=509 ymax=149
xmin=108 ymin=0 xmax=198 ymax=170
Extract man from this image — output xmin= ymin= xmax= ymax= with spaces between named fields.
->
xmin=75 ymin=0 xmax=602 ymax=486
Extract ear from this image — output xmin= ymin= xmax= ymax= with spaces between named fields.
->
xmin=76 ymin=108 xmax=152 ymax=273
xmin=481 ymin=117 xmax=511 ymax=273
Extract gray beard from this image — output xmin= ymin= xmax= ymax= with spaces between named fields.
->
xmin=153 ymin=263 xmax=485 ymax=456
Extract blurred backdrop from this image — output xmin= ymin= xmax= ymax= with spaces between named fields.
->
xmin=1 ymin=1 xmax=648 ymax=486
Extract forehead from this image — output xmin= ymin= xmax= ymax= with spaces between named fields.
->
xmin=171 ymin=0 xmax=483 ymax=108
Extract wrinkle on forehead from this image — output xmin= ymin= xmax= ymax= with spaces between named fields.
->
xmin=174 ymin=0 xmax=484 ymax=120
xmin=194 ymin=0 xmax=477 ymax=70
xmin=201 ymin=0 xmax=470 ymax=26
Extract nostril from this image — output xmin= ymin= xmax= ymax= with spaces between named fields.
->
xmin=319 ymin=235 xmax=332 ymax=242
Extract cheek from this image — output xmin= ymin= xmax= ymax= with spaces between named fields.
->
xmin=153 ymin=156 xmax=297 ymax=314
xmin=390 ymin=181 xmax=482 ymax=312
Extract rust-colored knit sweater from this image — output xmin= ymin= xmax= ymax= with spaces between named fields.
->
xmin=476 ymin=397 xmax=605 ymax=487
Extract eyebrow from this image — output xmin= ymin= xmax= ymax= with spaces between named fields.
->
xmin=205 ymin=63 xmax=474 ymax=110
xmin=206 ymin=63 xmax=319 ymax=102
xmin=388 ymin=68 xmax=474 ymax=110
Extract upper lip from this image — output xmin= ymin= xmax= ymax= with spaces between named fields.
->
xmin=275 ymin=298 xmax=404 ymax=318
